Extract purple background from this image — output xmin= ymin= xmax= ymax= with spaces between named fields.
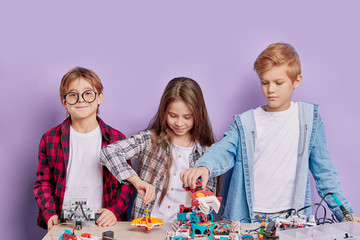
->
xmin=1 ymin=1 xmax=359 ymax=239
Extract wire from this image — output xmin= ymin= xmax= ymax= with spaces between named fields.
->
xmin=331 ymin=214 xmax=339 ymax=223
xmin=213 ymin=220 xmax=232 ymax=234
xmin=315 ymin=192 xmax=335 ymax=225
xmin=297 ymin=203 xmax=319 ymax=214
xmin=49 ymin=222 xmax=76 ymax=240
xmin=102 ymin=236 xmax=116 ymax=240
xmin=281 ymin=208 xmax=297 ymax=218
xmin=69 ymin=204 xmax=79 ymax=221
xmin=79 ymin=203 xmax=89 ymax=221
xmin=295 ymin=192 xmax=335 ymax=225
xmin=239 ymin=217 xmax=266 ymax=223
xmin=239 ymin=217 xmax=253 ymax=223
xmin=247 ymin=226 xmax=261 ymax=233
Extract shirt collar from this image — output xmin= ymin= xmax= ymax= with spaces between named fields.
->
xmin=60 ymin=116 xmax=110 ymax=141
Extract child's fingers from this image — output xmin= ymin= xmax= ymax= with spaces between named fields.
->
xmin=96 ymin=211 xmax=106 ymax=224
xmin=188 ymin=171 xmax=198 ymax=189
xmin=143 ymin=191 xmax=149 ymax=205
xmin=144 ymin=189 xmax=155 ymax=205
xmin=98 ymin=218 xmax=115 ymax=227
xmin=180 ymin=169 xmax=192 ymax=187
xmin=97 ymin=208 xmax=106 ymax=214
xmin=183 ymin=167 xmax=209 ymax=189
xmin=143 ymin=184 xmax=156 ymax=205
xmin=353 ymin=216 xmax=360 ymax=223
xmin=47 ymin=215 xmax=59 ymax=230
xmin=143 ymin=185 xmax=150 ymax=203
xmin=201 ymin=173 xmax=209 ymax=189
xmin=96 ymin=210 xmax=117 ymax=227
xmin=200 ymin=168 xmax=210 ymax=189
xmin=188 ymin=168 xmax=202 ymax=189
xmin=148 ymin=186 xmax=156 ymax=204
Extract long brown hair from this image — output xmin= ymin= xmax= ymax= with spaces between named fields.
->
xmin=147 ymin=77 xmax=215 ymax=205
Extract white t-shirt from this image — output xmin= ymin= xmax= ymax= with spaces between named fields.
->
xmin=253 ymin=102 xmax=299 ymax=213
xmin=62 ymin=125 xmax=103 ymax=212
xmin=151 ymin=143 xmax=193 ymax=222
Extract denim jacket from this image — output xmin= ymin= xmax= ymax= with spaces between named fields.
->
xmin=197 ymin=102 xmax=354 ymax=222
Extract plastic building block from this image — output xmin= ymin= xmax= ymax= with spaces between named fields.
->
xmin=81 ymin=233 xmax=91 ymax=238
xmin=277 ymin=221 xmax=360 ymax=240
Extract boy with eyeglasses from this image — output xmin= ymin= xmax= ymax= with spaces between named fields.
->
xmin=33 ymin=67 xmax=134 ymax=230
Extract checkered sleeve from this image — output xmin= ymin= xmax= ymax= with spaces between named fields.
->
xmin=33 ymin=134 xmax=57 ymax=225
xmin=105 ymin=174 xmax=134 ymax=219
xmin=206 ymin=176 xmax=217 ymax=193
xmin=191 ymin=143 xmax=218 ymax=194
xmin=100 ymin=131 xmax=152 ymax=183
xmin=201 ymin=146 xmax=218 ymax=193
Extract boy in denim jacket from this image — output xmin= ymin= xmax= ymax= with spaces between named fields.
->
xmin=181 ymin=43 xmax=359 ymax=222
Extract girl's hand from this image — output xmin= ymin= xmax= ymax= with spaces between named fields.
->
xmin=127 ymin=176 xmax=156 ymax=205
xmin=180 ymin=167 xmax=209 ymax=190
xmin=352 ymin=216 xmax=360 ymax=223
xmin=47 ymin=215 xmax=59 ymax=230
xmin=96 ymin=208 xmax=117 ymax=227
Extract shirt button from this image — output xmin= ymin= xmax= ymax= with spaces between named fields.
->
xmin=171 ymin=187 xmax=174 ymax=191
xmin=178 ymin=155 xmax=181 ymax=158
xmin=168 ymin=205 xmax=171 ymax=209
xmin=174 ymin=173 xmax=177 ymax=176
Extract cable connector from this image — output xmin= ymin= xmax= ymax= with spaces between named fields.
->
xmin=332 ymin=193 xmax=353 ymax=222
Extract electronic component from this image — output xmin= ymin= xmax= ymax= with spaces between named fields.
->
xmin=332 ymin=193 xmax=354 ymax=222
xmin=60 ymin=198 xmax=98 ymax=230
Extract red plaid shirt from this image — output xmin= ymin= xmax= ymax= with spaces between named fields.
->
xmin=33 ymin=117 xmax=134 ymax=229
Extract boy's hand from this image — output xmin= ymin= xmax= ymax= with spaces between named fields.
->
xmin=127 ymin=176 xmax=156 ymax=205
xmin=352 ymin=216 xmax=360 ymax=223
xmin=47 ymin=215 xmax=59 ymax=230
xmin=96 ymin=209 xmax=117 ymax=227
xmin=180 ymin=167 xmax=210 ymax=190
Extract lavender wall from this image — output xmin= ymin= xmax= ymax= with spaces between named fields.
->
xmin=1 ymin=1 xmax=359 ymax=239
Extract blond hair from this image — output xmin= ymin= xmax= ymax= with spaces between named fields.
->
xmin=254 ymin=43 xmax=301 ymax=81
xmin=60 ymin=67 xmax=103 ymax=98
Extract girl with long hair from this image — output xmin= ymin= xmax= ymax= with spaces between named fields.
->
xmin=100 ymin=77 xmax=217 ymax=222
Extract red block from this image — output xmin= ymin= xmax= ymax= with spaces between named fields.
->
xmin=81 ymin=233 xmax=91 ymax=238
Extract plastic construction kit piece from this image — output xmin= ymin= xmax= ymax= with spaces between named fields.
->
xmin=275 ymin=213 xmax=317 ymax=230
xmin=165 ymin=179 xmax=245 ymax=239
xmin=59 ymin=230 xmax=117 ymax=240
xmin=59 ymin=229 xmax=77 ymax=240
xmin=60 ymin=198 xmax=98 ymax=230
xmin=130 ymin=208 xmax=164 ymax=231
xmin=277 ymin=221 xmax=360 ymax=240
xmin=81 ymin=233 xmax=91 ymax=238
xmin=102 ymin=231 xmax=115 ymax=240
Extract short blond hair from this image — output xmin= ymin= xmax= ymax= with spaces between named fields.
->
xmin=254 ymin=43 xmax=301 ymax=81
xmin=60 ymin=67 xmax=103 ymax=98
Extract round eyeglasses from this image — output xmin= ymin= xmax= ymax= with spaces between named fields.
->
xmin=63 ymin=90 xmax=98 ymax=105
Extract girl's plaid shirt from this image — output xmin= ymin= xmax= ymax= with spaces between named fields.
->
xmin=100 ymin=130 xmax=217 ymax=220
xmin=33 ymin=117 xmax=134 ymax=229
